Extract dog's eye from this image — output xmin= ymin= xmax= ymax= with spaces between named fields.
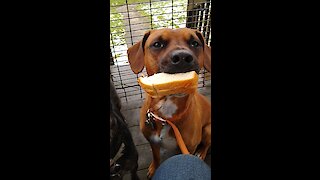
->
xmin=190 ymin=41 xmax=199 ymax=47
xmin=152 ymin=42 xmax=164 ymax=48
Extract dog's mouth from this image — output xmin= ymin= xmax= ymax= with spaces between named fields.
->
xmin=159 ymin=65 xmax=200 ymax=74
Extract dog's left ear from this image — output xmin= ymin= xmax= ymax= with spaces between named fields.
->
xmin=195 ymin=31 xmax=211 ymax=72
xmin=203 ymin=44 xmax=211 ymax=72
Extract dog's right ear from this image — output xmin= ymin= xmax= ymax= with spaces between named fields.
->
xmin=127 ymin=31 xmax=151 ymax=74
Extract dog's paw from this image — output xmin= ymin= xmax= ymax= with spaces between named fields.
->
xmin=194 ymin=150 xmax=207 ymax=160
xmin=147 ymin=162 xmax=156 ymax=179
xmin=194 ymin=152 xmax=201 ymax=158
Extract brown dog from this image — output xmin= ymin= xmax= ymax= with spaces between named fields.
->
xmin=127 ymin=28 xmax=211 ymax=178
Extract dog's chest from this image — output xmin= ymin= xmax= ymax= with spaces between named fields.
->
xmin=150 ymin=94 xmax=189 ymax=161
xmin=154 ymin=96 xmax=187 ymax=160
xmin=158 ymin=124 xmax=180 ymax=162
xmin=154 ymin=94 xmax=186 ymax=119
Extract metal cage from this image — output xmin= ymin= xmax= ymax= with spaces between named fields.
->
xmin=110 ymin=0 xmax=212 ymax=104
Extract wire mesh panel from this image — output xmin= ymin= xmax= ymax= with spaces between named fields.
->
xmin=110 ymin=0 xmax=212 ymax=103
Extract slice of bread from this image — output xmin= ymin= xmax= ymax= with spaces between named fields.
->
xmin=138 ymin=71 xmax=198 ymax=97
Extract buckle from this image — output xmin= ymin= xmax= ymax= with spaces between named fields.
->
xmin=145 ymin=110 xmax=155 ymax=129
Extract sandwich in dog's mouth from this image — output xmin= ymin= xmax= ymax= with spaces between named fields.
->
xmin=159 ymin=67 xmax=200 ymax=74
xmin=137 ymin=71 xmax=198 ymax=97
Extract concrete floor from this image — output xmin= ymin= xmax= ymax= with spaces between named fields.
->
xmin=120 ymin=84 xmax=211 ymax=180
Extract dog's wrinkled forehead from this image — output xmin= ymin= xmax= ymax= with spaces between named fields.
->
xmin=144 ymin=28 xmax=204 ymax=49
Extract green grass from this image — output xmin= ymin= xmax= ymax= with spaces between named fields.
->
xmin=110 ymin=0 xmax=188 ymax=48
xmin=110 ymin=1 xmax=126 ymax=46
xmin=136 ymin=0 xmax=188 ymax=29
xmin=110 ymin=7 xmax=125 ymax=46
xmin=111 ymin=0 xmax=150 ymax=7
xmin=110 ymin=0 xmax=157 ymax=47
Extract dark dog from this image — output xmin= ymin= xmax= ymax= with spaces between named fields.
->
xmin=110 ymin=79 xmax=139 ymax=180
xmin=127 ymin=28 xmax=211 ymax=178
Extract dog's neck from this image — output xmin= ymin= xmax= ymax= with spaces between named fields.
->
xmin=148 ymin=93 xmax=193 ymax=121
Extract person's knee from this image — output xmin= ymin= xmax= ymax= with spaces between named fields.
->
xmin=152 ymin=154 xmax=211 ymax=180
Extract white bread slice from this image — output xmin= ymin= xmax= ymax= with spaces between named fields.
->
xmin=138 ymin=71 xmax=198 ymax=97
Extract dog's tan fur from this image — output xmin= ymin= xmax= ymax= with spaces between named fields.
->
xmin=127 ymin=28 xmax=211 ymax=178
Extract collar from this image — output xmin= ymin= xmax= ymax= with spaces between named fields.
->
xmin=146 ymin=97 xmax=192 ymax=126
xmin=146 ymin=109 xmax=167 ymax=125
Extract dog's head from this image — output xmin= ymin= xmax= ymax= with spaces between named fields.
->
xmin=127 ymin=28 xmax=211 ymax=75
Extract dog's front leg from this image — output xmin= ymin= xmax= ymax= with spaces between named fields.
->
xmin=195 ymin=123 xmax=211 ymax=160
xmin=147 ymin=142 xmax=160 ymax=179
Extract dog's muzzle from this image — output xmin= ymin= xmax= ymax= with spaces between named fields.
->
xmin=161 ymin=50 xmax=200 ymax=74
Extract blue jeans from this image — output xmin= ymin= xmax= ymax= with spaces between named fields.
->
xmin=152 ymin=154 xmax=211 ymax=180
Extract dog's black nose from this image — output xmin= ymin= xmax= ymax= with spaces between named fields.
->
xmin=171 ymin=50 xmax=194 ymax=65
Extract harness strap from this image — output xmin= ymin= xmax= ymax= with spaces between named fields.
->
xmin=165 ymin=120 xmax=190 ymax=154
